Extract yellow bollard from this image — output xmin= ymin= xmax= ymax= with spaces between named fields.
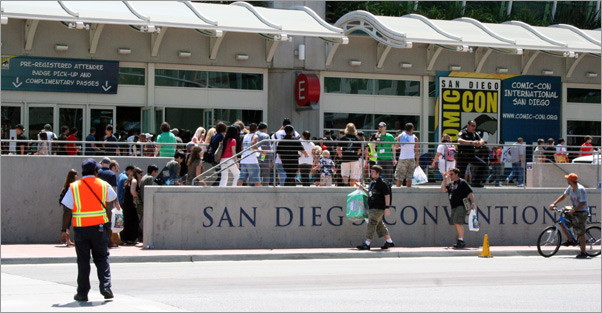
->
xmin=478 ymin=234 xmax=493 ymax=258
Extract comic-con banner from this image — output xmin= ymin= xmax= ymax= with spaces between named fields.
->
xmin=438 ymin=76 xmax=500 ymax=144
xmin=501 ymin=75 xmax=561 ymax=144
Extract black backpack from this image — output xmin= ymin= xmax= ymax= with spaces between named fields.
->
xmin=204 ymin=134 xmax=221 ymax=164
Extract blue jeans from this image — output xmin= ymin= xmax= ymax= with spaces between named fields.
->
xmin=507 ymin=162 xmax=524 ymax=185
xmin=275 ymin=163 xmax=286 ymax=186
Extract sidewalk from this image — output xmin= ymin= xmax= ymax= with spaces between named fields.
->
xmin=1 ymin=244 xmax=584 ymax=264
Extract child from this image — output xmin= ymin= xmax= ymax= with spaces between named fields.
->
xmin=318 ymin=150 xmax=335 ymax=186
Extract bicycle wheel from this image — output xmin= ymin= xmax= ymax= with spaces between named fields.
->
xmin=537 ymin=226 xmax=561 ymax=257
xmin=584 ymin=226 xmax=601 ymax=257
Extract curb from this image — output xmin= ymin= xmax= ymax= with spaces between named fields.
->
xmin=0 ymin=248 xmax=586 ymax=265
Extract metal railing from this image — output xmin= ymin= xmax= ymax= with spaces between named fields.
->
xmin=0 ymin=139 xmax=196 ymax=156
xmin=2 ymin=138 xmax=600 ymax=188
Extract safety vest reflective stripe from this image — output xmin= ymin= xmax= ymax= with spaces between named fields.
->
xmin=72 ymin=182 xmax=83 ymax=227
xmin=71 ymin=178 xmax=109 ymax=227
xmin=73 ymin=209 xmax=107 ymax=217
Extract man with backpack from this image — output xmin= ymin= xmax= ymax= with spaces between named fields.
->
xmin=431 ymin=134 xmax=456 ymax=177
xmin=200 ymin=122 xmax=227 ymax=186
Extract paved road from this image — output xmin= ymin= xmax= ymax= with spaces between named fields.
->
xmin=2 ymin=256 xmax=600 ymax=312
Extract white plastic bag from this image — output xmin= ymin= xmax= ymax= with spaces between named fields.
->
xmin=111 ymin=208 xmax=124 ymax=233
xmin=412 ymin=166 xmax=428 ymax=185
xmin=468 ymin=209 xmax=480 ymax=232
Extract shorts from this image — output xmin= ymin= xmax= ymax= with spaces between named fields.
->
xmin=449 ymin=206 xmax=467 ymax=225
xmin=340 ymin=161 xmax=361 ymax=180
xmin=395 ymin=158 xmax=415 ymax=181
xmin=238 ymin=163 xmax=262 ymax=184
xmin=320 ymin=174 xmax=333 ymax=186
xmin=568 ymin=211 xmax=589 ymax=236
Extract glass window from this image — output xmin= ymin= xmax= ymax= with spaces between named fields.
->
xmin=567 ymin=88 xmax=601 ymax=103
xmin=428 ymin=81 xmax=436 ymax=97
xmin=116 ymin=107 xmax=141 ymax=135
xmin=155 ymin=69 xmax=207 ymax=87
xmin=165 ymin=108 xmax=204 ymax=137
xmin=324 ymin=77 xmax=343 ymax=93
xmin=376 ymin=79 xmax=420 ymax=96
xmin=119 ymin=67 xmax=145 ymax=85
xmin=567 ymin=120 xmax=601 ymax=147
xmin=59 ymin=108 xmax=83 ymax=141
xmin=375 ymin=114 xmax=420 ymax=136
xmin=1 ymin=106 xmax=21 ymax=140
xmin=323 ymin=113 xmax=373 ymax=130
xmin=208 ymin=72 xmax=263 ymax=90
xmin=28 ymin=107 xmax=53 ymax=140
xmin=324 ymin=113 xmax=419 ymax=137
xmin=90 ymin=109 xmax=114 ymax=141
xmin=324 ymin=77 xmax=374 ymax=95
xmin=213 ymin=109 xmax=263 ymax=127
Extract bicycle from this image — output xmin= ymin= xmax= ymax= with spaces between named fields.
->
xmin=536 ymin=206 xmax=601 ymax=258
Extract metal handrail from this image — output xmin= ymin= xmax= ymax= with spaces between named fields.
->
xmin=192 ymin=138 xmax=273 ymax=184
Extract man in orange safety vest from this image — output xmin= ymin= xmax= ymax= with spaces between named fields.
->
xmin=61 ymin=158 xmax=120 ymax=302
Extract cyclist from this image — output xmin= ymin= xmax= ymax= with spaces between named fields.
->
xmin=547 ymin=173 xmax=590 ymax=259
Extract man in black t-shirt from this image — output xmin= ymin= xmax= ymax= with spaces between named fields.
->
xmin=276 ymin=125 xmax=307 ymax=186
xmin=15 ymin=124 xmax=28 ymax=155
xmin=441 ymin=168 xmax=476 ymax=249
xmin=355 ymin=165 xmax=395 ymax=250
xmin=456 ymin=120 xmax=488 ymax=187
xmin=103 ymin=124 xmax=119 ymax=156
xmin=336 ymin=123 xmax=362 ymax=186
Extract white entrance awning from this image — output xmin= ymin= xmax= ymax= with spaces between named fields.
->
xmin=1 ymin=1 xmax=346 ymax=40
xmin=335 ymin=10 xmax=601 ymax=55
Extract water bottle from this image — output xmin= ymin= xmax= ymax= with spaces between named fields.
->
xmin=473 ymin=214 xmax=479 ymax=228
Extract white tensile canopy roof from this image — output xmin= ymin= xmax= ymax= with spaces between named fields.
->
xmin=0 ymin=1 xmax=346 ymax=40
xmin=335 ymin=10 xmax=601 ymax=55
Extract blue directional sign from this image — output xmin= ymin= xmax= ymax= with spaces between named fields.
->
xmin=1 ymin=56 xmax=119 ymax=94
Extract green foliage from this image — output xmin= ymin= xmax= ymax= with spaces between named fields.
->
xmin=326 ymin=1 xmax=600 ymax=29
xmin=554 ymin=1 xmax=601 ymax=29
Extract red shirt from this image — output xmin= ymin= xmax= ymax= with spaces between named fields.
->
xmin=221 ymin=138 xmax=237 ymax=159
xmin=66 ymin=134 xmax=79 ymax=155
xmin=580 ymin=143 xmax=593 ymax=156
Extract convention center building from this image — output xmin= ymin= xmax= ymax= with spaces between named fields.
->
xmin=1 ymin=1 xmax=600 ymax=146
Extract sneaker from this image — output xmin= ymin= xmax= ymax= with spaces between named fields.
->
xmin=100 ymin=288 xmax=114 ymax=299
xmin=575 ymin=253 xmax=589 ymax=259
xmin=356 ymin=243 xmax=371 ymax=250
xmin=452 ymin=240 xmax=466 ymax=249
xmin=381 ymin=242 xmax=395 ymax=249
xmin=73 ymin=294 xmax=88 ymax=302
xmin=562 ymin=240 xmax=577 ymax=246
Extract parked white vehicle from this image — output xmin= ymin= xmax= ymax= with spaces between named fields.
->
xmin=571 ymin=154 xmax=601 ymax=164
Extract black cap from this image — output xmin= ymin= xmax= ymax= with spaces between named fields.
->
xmin=81 ymin=158 xmax=100 ymax=173
xmin=16 ymin=124 xmax=24 ymax=130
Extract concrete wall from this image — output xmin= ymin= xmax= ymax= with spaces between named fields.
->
xmin=143 ymin=186 xmax=600 ymax=249
xmin=527 ymin=162 xmax=602 ymax=188
xmin=0 ymin=155 xmax=171 ymax=243
xmin=2 ymin=155 xmax=600 ymax=246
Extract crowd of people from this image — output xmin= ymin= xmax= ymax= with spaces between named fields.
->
xmin=53 ymin=118 xmax=596 ymax=256
xmin=8 ymin=119 xmax=601 ymax=189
